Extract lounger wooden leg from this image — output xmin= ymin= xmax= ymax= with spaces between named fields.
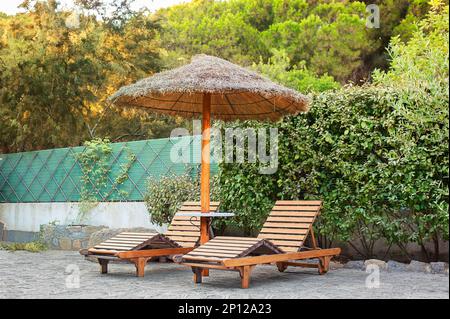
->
xmin=238 ymin=265 xmax=255 ymax=289
xmin=132 ymin=258 xmax=148 ymax=277
xmin=318 ymin=256 xmax=331 ymax=275
xmin=192 ymin=267 xmax=203 ymax=284
xmin=276 ymin=262 xmax=288 ymax=273
xmin=98 ymin=259 xmax=109 ymax=274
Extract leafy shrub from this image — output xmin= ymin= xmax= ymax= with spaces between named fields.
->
xmin=217 ymin=120 xmax=279 ymax=236
xmin=219 ymin=161 xmax=276 ymax=236
xmin=0 ymin=242 xmax=47 ymax=253
xmin=219 ymin=85 xmax=448 ymax=259
xmin=218 ymin=3 xmax=449 ymax=261
xmin=144 ymin=173 xmax=221 ymax=226
xmin=279 ymin=86 xmax=448 ymax=259
xmin=372 ymin=1 xmax=448 ymax=91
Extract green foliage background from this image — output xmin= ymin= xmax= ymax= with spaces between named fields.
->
xmin=0 ymin=0 xmax=439 ymax=153
xmin=218 ymin=3 xmax=449 ymax=260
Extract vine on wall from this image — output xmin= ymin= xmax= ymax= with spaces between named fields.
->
xmin=74 ymin=138 xmax=136 ymax=224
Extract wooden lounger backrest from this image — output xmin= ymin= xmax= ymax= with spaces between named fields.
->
xmin=257 ymin=200 xmax=323 ymax=253
xmin=164 ymin=201 xmax=220 ymax=248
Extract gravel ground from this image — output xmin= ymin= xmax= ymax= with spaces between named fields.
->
xmin=0 ymin=250 xmax=448 ymax=299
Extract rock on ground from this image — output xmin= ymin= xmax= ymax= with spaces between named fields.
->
xmin=364 ymin=259 xmax=387 ymax=270
xmin=407 ymin=260 xmax=431 ymax=273
xmin=430 ymin=262 xmax=448 ymax=274
xmin=387 ymin=260 xmax=408 ymax=272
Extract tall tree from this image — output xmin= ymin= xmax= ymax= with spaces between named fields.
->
xmin=0 ymin=0 xmax=177 ymax=153
xmin=157 ymin=0 xmax=439 ymax=83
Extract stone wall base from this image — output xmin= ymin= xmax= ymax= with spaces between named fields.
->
xmin=40 ymin=225 xmax=108 ymax=250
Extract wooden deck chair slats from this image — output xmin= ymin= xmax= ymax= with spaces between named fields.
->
xmin=184 ymin=237 xmax=283 ymax=261
xmin=257 ymin=201 xmax=321 ymax=252
xmin=165 ymin=201 xmax=219 ymax=247
xmin=88 ymin=230 xmax=182 ymax=255
xmin=182 ymin=200 xmax=341 ymax=289
xmin=81 ymin=201 xmax=219 ymax=277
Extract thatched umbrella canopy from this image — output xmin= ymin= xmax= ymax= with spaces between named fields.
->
xmin=110 ymin=54 xmax=309 ymax=122
xmin=110 ymin=54 xmax=309 ymax=247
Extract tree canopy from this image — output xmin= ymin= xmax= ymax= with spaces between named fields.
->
xmin=0 ymin=0 xmax=447 ymax=153
xmin=0 ymin=0 xmax=179 ymax=153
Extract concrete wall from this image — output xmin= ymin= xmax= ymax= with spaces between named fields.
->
xmin=0 ymin=202 xmax=164 ymax=238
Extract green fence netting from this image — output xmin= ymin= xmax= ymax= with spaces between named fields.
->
xmin=0 ymin=136 xmax=219 ymax=203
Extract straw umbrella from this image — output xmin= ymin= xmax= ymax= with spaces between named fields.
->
xmin=110 ymin=54 xmax=309 ymax=246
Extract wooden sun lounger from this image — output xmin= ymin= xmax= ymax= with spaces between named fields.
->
xmin=181 ymin=200 xmax=341 ymax=288
xmin=80 ymin=201 xmax=219 ymax=277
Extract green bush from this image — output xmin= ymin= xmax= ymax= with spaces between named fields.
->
xmin=219 ymin=85 xmax=448 ymax=260
xmin=219 ymin=160 xmax=276 ymax=236
xmin=280 ymin=86 xmax=448 ymax=259
xmin=144 ymin=173 xmax=221 ymax=226
xmin=0 ymin=241 xmax=47 ymax=253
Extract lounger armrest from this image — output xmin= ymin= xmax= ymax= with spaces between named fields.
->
xmin=116 ymin=247 xmax=194 ymax=259
xmin=222 ymin=248 xmax=341 ymax=267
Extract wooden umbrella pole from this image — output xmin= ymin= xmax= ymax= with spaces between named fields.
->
xmin=200 ymin=93 xmax=211 ymax=278
xmin=200 ymin=93 xmax=211 ymax=245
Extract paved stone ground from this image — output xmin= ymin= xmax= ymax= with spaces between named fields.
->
xmin=0 ymin=250 xmax=448 ymax=299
